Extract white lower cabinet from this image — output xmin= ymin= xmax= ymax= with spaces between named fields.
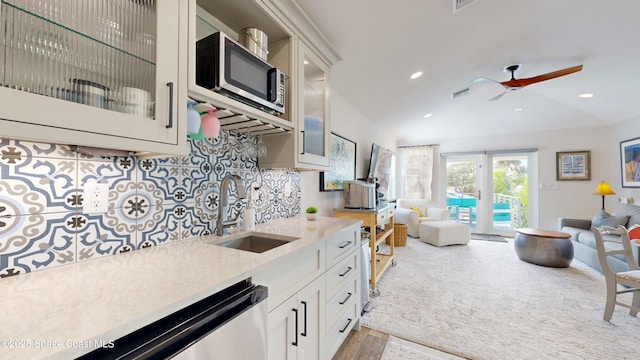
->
xmin=268 ymin=275 xmax=325 ymax=360
xmin=325 ymin=227 xmax=361 ymax=358
xmin=258 ymin=223 xmax=361 ymax=360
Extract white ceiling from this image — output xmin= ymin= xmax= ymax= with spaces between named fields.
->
xmin=295 ymin=0 xmax=640 ymax=144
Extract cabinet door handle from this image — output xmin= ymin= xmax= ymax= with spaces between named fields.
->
xmin=166 ymin=82 xmax=174 ymax=129
xmin=300 ymin=130 xmax=305 ymax=154
xmin=301 ymin=301 xmax=308 ymax=337
xmin=339 ymin=292 xmax=352 ymax=305
xmin=339 ymin=318 xmax=353 ymax=333
xmin=338 ymin=241 xmax=352 ymax=249
xmin=292 ymin=308 xmax=299 ymax=346
xmin=339 ymin=266 xmax=353 ymax=277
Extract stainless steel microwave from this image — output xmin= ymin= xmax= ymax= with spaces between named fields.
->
xmin=196 ymin=31 xmax=286 ymax=115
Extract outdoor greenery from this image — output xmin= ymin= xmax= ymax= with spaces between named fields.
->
xmin=493 ymin=160 xmax=528 ymax=227
xmin=447 ymin=159 xmax=528 ymax=227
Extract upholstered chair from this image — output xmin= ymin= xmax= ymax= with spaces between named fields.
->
xmin=394 ymin=198 xmax=450 ymax=237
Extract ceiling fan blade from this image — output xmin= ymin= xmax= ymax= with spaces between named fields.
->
xmin=502 ymin=65 xmax=583 ymax=88
xmin=488 ymin=91 xmax=506 ymax=101
xmin=473 ymin=77 xmax=500 ymax=84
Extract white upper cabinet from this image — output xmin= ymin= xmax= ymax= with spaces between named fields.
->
xmin=189 ymin=0 xmax=339 ymax=170
xmin=187 ymin=0 xmax=294 ymax=136
xmin=0 ymin=0 xmax=188 ymax=156
xmin=296 ymin=39 xmax=331 ymax=169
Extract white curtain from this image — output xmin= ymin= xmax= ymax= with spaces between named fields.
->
xmin=398 ymin=145 xmax=434 ymax=201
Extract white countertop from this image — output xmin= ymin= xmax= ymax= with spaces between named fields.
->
xmin=0 ymin=216 xmax=361 ymax=360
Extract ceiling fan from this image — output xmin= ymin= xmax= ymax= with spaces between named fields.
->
xmin=473 ymin=63 xmax=583 ymax=101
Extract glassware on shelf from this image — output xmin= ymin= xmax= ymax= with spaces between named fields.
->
xmin=257 ymin=134 xmax=267 ymax=158
xmin=0 ymin=0 xmax=157 ymax=117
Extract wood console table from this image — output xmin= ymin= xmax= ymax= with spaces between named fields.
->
xmin=334 ymin=205 xmax=396 ymax=296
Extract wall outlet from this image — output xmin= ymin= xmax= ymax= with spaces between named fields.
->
xmin=84 ymin=183 xmax=109 ymax=214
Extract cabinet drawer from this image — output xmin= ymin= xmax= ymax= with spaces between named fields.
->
xmin=252 ymin=241 xmax=325 ymax=312
xmin=326 ymin=251 xmax=358 ymax=296
xmin=326 ymin=275 xmax=358 ymax=327
xmin=376 ymin=212 xmax=387 ymax=225
xmin=326 ymin=225 xmax=359 ymax=267
xmin=326 ymin=298 xmax=359 ymax=358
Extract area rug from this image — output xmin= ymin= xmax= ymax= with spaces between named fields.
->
xmin=381 ymin=336 xmax=464 ymax=360
xmin=362 ymin=238 xmax=640 ymax=359
xmin=470 ymin=233 xmax=508 ymax=243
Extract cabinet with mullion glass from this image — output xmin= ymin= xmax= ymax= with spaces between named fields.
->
xmin=0 ymin=0 xmax=187 ymax=155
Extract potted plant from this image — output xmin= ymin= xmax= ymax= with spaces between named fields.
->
xmin=305 ymin=206 xmax=318 ymax=220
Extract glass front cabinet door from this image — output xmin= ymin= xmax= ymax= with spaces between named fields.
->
xmin=297 ymin=39 xmax=330 ymax=169
xmin=0 ymin=0 xmax=187 ymax=155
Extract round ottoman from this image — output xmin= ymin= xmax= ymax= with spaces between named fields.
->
xmin=514 ymin=228 xmax=573 ymax=268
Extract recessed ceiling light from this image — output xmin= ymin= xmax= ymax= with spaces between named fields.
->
xmin=303 ymin=60 xmax=309 ymax=65
xmin=410 ymin=71 xmax=423 ymax=80
xmin=579 ymin=93 xmax=594 ymax=98
xmin=423 ymin=113 xmax=433 ymax=118
xmin=514 ymin=107 xmax=523 ymax=112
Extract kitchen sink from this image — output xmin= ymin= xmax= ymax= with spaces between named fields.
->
xmin=216 ymin=232 xmax=299 ymax=253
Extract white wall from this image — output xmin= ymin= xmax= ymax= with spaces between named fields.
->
xmin=300 ymin=91 xmax=396 ymax=216
xmin=432 ymin=125 xmax=615 ymax=230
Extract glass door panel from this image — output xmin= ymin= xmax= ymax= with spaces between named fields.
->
xmin=490 ymin=154 xmax=530 ymax=235
xmin=445 ymin=155 xmax=482 ymax=231
xmin=302 ymin=53 xmax=325 ymax=156
xmin=1 ymin=0 xmax=157 ymax=118
xmin=445 ymin=151 xmax=534 ymax=235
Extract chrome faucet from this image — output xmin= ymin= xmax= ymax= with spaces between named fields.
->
xmin=216 ymin=174 xmax=247 ymax=236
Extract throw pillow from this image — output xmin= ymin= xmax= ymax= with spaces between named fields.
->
xmin=591 ymin=211 xmax=628 ymax=227
xmin=628 ymin=224 xmax=640 ymax=240
xmin=410 ymin=207 xmax=423 ymax=217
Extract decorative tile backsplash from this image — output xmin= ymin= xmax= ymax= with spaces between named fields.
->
xmin=0 ymin=131 xmax=301 ymax=277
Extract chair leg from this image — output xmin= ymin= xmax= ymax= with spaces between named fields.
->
xmin=603 ymin=282 xmax=617 ymax=321
xmin=631 ymin=290 xmax=640 ymax=317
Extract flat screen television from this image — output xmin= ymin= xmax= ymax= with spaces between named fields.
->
xmin=366 ymin=143 xmax=395 ymax=202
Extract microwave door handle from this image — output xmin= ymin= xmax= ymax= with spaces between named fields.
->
xmin=267 ymin=68 xmax=277 ymax=102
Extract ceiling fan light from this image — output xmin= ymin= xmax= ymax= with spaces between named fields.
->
xmin=410 ymin=71 xmax=423 ymax=80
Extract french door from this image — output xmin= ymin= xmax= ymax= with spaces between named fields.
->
xmin=444 ymin=151 xmax=536 ymax=236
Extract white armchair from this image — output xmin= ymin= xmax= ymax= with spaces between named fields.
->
xmin=394 ymin=198 xmax=450 ymax=238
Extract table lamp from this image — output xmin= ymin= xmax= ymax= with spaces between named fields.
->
xmin=593 ymin=180 xmax=615 ymax=211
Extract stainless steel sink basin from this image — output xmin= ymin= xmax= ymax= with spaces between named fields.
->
xmin=216 ymin=232 xmax=299 ymax=253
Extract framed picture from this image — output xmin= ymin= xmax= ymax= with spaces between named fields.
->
xmin=320 ymin=133 xmax=356 ymax=191
xmin=556 ymin=150 xmax=591 ymax=181
xmin=620 ymin=136 xmax=640 ymax=188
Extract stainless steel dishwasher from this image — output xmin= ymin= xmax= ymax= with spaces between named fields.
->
xmin=78 ymin=279 xmax=268 ymax=359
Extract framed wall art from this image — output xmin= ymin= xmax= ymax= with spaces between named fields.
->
xmin=556 ymin=150 xmax=591 ymax=181
xmin=620 ymin=136 xmax=640 ymax=188
xmin=320 ymin=132 xmax=356 ymax=191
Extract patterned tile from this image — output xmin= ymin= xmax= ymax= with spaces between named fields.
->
xmin=0 ymin=131 xmax=302 ymax=276
xmin=137 ymin=158 xmax=181 ymax=205
xmin=0 ymin=143 xmax=77 ymax=215
xmin=0 ymin=212 xmax=77 ymax=277
xmin=76 ymin=210 xmax=136 ymax=261
xmin=137 ymin=204 xmax=181 ymax=248
xmin=180 ymin=202 xmax=214 ymax=240
xmin=0 ymin=138 xmax=76 ymax=160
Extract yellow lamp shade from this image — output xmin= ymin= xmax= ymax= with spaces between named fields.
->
xmin=593 ymin=181 xmax=616 ymax=196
